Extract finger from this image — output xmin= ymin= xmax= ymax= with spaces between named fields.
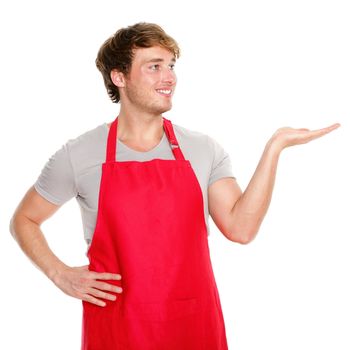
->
xmin=314 ymin=123 xmax=341 ymax=133
xmin=92 ymin=280 xmax=123 ymax=294
xmin=83 ymin=293 xmax=107 ymax=307
xmin=87 ymin=287 xmax=118 ymax=301
xmin=297 ymin=123 xmax=340 ymax=134
xmin=89 ymin=271 xmax=122 ymax=281
xmin=327 ymin=122 xmax=341 ymax=129
xmin=303 ymin=124 xmax=340 ymax=141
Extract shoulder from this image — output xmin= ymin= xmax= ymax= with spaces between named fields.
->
xmin=33 ymin=125 xmax=107 ymax=205
xmin=172 ymin=122 xmax=220 ymax=159
xmin=65 ymin=123 xmax=107 ymax=154
xmin=64 ymin=123 xmax=108 ymax=166
xmin=172 ymin=123 xmax=210 ymax=147
xmin=39 ymin=123 xmax=108 ymax=183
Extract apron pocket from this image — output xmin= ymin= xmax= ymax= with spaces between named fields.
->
xmin=124 ymin=297 xmax=199 ymax=322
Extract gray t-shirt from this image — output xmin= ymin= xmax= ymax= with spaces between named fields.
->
xmin=34 ymin=121 xmax=235 ymax=245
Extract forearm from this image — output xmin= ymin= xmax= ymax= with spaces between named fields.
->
xmin=10 ymin=216 xmax=68 ymax=281
xmin=10 ymin=214 xmax=122 ymax=306
xmin=230 ymin=139 xmax=281 ymax=243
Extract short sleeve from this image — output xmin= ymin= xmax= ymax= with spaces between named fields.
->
xmin=34 ymin=143 xmax=78 ymax=205
xmin=208 ymin=136 xmax=236 ymax=186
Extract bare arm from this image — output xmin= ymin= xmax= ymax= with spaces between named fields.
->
xmin=9 ymin=186 xmax=123 ymax=306
xmin=209 ymin=123 xmax=340 ymax=244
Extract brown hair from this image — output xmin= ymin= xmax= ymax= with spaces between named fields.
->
xmin=96 ymin=22 xmax=180 ymax=103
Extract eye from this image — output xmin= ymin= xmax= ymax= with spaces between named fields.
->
xmin=169 ymin=64 xmax=175 ymax=70
xmin=150 ymin=64 xmax=160 ymax=71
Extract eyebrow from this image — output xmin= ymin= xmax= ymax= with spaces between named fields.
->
xmin=144 ymin=57 xmax=176 ymax=64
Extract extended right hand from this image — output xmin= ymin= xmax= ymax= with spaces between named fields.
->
xmin=51 ymin=265 xmax=123 ymax=307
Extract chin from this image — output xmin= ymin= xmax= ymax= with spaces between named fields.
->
xmin=152 ymin=103 xmax=172 ymax=115
xmin=161 ymin=107 xmax=172 ymax=114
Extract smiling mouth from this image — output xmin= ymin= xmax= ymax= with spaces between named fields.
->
xmin=156 ymin=89 xmax=172 ymax=96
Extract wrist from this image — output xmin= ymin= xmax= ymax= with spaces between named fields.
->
xmin=266 ymin=136 xmax=284 ymax=156
xmin=46 ymin=259 xmax=69 ymax=283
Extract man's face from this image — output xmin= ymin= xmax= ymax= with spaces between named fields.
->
xmin=120 ymin=46 xmax=177 ymax=115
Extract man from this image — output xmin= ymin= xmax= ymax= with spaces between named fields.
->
xmin=10 ymin=22 xmax=339 ymax=349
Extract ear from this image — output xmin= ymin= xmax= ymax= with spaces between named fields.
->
xmin=110 ymin=70 xmax=125 ymax=88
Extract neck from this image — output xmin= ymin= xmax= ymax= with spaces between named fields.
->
xmin=116 ymin=106 xmax=164 ymax=143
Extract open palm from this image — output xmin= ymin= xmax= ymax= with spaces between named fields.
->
xmin=270 ymin=123 xmax=340 ymax=151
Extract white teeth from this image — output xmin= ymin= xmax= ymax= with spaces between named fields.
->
xmin=157 ymin=89 xmax=171 ymax=95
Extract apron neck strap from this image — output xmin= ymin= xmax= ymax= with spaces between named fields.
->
xmin=106 ymin=117 xmax=185 ymax=162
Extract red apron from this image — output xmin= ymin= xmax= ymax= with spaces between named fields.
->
xmin=82 ymin=116 xmax=229 ymax=349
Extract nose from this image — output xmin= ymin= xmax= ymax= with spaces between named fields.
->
xmin=162 ymin=68 xmax=176 ymax=85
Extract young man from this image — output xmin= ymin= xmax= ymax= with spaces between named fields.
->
xmin=10 ymin=22 xmax=339 ymax=349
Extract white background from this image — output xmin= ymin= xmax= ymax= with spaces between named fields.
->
xmin=1 ymin=0 xmax=349 ymax=349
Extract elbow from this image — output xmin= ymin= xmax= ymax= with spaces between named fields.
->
xmin=237 ymin=235 xmax=255 ymax=245
xmin=234 ymin=234 xmax=255 ymax=245
xmin=228 ymin=227 xmax=258 ymax=245
xmin=9 ymin=213 xmax=23 ymax=241
xmin=9 ymin=215 xmax=17 ymax=239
